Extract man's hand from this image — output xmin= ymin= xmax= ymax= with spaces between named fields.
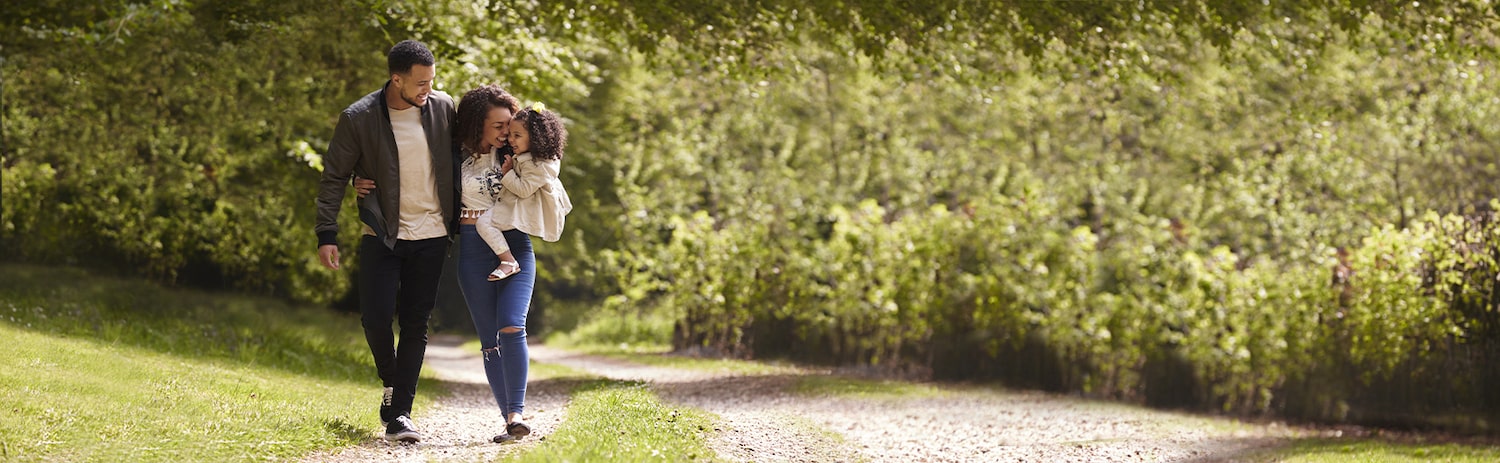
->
xmin=353 ymin=176 xmax=376 ymax=199
xmin=318 ymin=244 xmax=341 ymax=270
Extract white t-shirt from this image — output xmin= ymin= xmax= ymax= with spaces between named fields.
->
xmin=459 ymin=149 xmax=502 ymax=211
xmin=389 ymin=106 xmax=446 ymax=240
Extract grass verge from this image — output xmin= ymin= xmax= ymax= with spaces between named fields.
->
xmin=544 ymin=309 xmax=802 ymax=376
xmin=576 ymin=348 xmax=802 ymax=376
xmin=1254 ymin=438 xmax=1500 ymax=462
xmin=0 ymin=324 xmax=375 ymax=461
xmin=0 ymin=263 xmax=413 ymax=461
xmin=543 ymin=310 xmax=674 ymax=353
xmin=790 ymin=376 xmax=945 ymax=399
xmin=507 ymin=380 xmax=720 ymax=462
xmin=0 ymin=264 xmax=370 ymax=381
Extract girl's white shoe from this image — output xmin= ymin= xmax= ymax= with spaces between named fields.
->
xmin=487 ymin=260 xmax=521 ymax=281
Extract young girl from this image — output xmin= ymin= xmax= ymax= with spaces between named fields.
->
xmin=476 ymin=105 xmax=572 ymax=281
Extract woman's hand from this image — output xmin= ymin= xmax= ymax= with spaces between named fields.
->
xmin=353 ymin=176 xmax=376 ymax=199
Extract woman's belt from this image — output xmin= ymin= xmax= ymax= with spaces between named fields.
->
xmin=460 ymin=209 xmax=486 ymax=219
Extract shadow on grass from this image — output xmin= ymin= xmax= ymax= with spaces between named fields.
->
xmin=531 ymin=376 xmax=648 ymax=395
xmin=0 ymin=263 xmax=372 ymax=383
xmin=322 ymin=418 xmax=369 ymax=443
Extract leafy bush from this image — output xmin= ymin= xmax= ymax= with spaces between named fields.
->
xmin=638 ymin=195 xmax=1497 ymax=426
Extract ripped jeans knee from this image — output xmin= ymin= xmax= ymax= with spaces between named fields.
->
xmin=497 ymin=326 xmax=525 ymax=344
xmin=485 ymin=327 xmax=526 ymax=361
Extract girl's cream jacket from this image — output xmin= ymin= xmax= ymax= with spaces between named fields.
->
xmin=489 ymin=153 xmax=572 ymax=242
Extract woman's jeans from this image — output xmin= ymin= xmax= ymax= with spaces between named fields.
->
xmin=456 ymin=224 xmax=534 ymax=417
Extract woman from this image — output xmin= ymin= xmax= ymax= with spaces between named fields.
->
xmin=356 ymin=84 xmax=541 ymax=443
xmin=452 ymin=84 xmax=536 ymax=443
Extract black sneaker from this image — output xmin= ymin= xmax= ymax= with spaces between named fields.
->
xmin=380 ymin=387 xmax=394 ymax=427
xmin=384 ymin=415 xmax=422 ymax=443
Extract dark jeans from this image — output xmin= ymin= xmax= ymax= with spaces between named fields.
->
xmin=455 ymin=225 xmax=534 ymax=416
xmin=358 ymin=234 xmax=448 ymax=422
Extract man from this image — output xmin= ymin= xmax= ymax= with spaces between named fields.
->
xmin=315 ymin=39 xmax=456 ymax=443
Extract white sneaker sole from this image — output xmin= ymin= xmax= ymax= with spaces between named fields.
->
xmin=384 ymin=431 xmax=421 ymax=443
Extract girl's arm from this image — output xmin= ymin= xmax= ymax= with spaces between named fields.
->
xmin=500 ymin=157 xmax=558 ymax=198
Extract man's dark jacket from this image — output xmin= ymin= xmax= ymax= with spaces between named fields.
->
xmin=315 ymin=83 xmax=457 ymax=250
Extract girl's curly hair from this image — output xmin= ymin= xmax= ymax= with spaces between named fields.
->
xmin=514 ymin=108 xmax=567 ymax=161
xmin=454 ymin=84 xmax=521 ymax=154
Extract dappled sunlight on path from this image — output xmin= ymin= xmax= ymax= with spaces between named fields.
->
xmin=530 ymin=345 xmax=1301 ymax=462
xmin=300 ymin=341 xmax=1303 ymax=462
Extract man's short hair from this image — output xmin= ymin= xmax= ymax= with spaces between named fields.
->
xmin=388 ymin=40 xmax=435 ymax=75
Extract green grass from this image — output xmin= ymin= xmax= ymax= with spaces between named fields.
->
xmin=544 ymin=310 xmax=674 ymax=352
xmin=0 ymin=324 xmax=373 ymax=461
xmin=1256 ymin=438 xmax=1500 ymax=462
xmin=0 ymin=263 xmax=409 ymax=461
xmin=0 ymin=264 xmax=370 ymax=381
xmin=526 ymin=360 xmax=589 ymax=382
xmin=507 ymin=380 xmax=720 ymax=462
xmin=567 ymin=344 xmax=804 ymax=376
xmin=481 ymin=339 xmax=736 ymax=462
xmin=544 ymin=310 xmax=800 ymax=376
xmin=595 ymin=350 xmax=794 ymax=376
xmin=791 ymin=376 xmax=946 ymax=399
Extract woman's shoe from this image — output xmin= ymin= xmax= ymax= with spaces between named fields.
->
xmin=487 ymin=260 xmax=521 ymax=281
xmin=506 ymin=419 xmax=532 ymax=438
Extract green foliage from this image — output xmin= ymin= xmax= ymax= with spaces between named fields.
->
xmin=559 ymin=6 xmax=1500 ymax=427
xmin=5 ymin=0 xmax=1500 ymax=431
xmin=526 ymin=1 xmax=1498 ymax=65
xmin=637 ymin=193 xmax=1498 ymax=419
xmin=548 ymin=308 xmax=674 ymax=351
xmin=3 ymin=0 xmax=386 ymax=303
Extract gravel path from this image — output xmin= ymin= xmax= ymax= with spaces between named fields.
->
xmin=305 ymin=340 xmax=1301 ymax=462
xmin=528 ymin=347 xmax=1302 ymax=463
xmin=302 ymin=335 xmax=566 ymax=463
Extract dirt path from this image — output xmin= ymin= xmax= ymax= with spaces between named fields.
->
xmin=302 ymin=335 xmax=566 ymax=463
xmin=306 ymin=339 xmax=1300 ymax=462
xmin=528 ymin=347 xmax=1301 ymax=463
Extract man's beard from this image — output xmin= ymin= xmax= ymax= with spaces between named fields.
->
xmin=401 ymin=89 xmax=425 ymax=108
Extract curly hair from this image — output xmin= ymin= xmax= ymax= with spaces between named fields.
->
xmin=513 ymin=108 xmax=567 ymax=161
xmin=453 ymin=85 xmax=521 ymax=154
